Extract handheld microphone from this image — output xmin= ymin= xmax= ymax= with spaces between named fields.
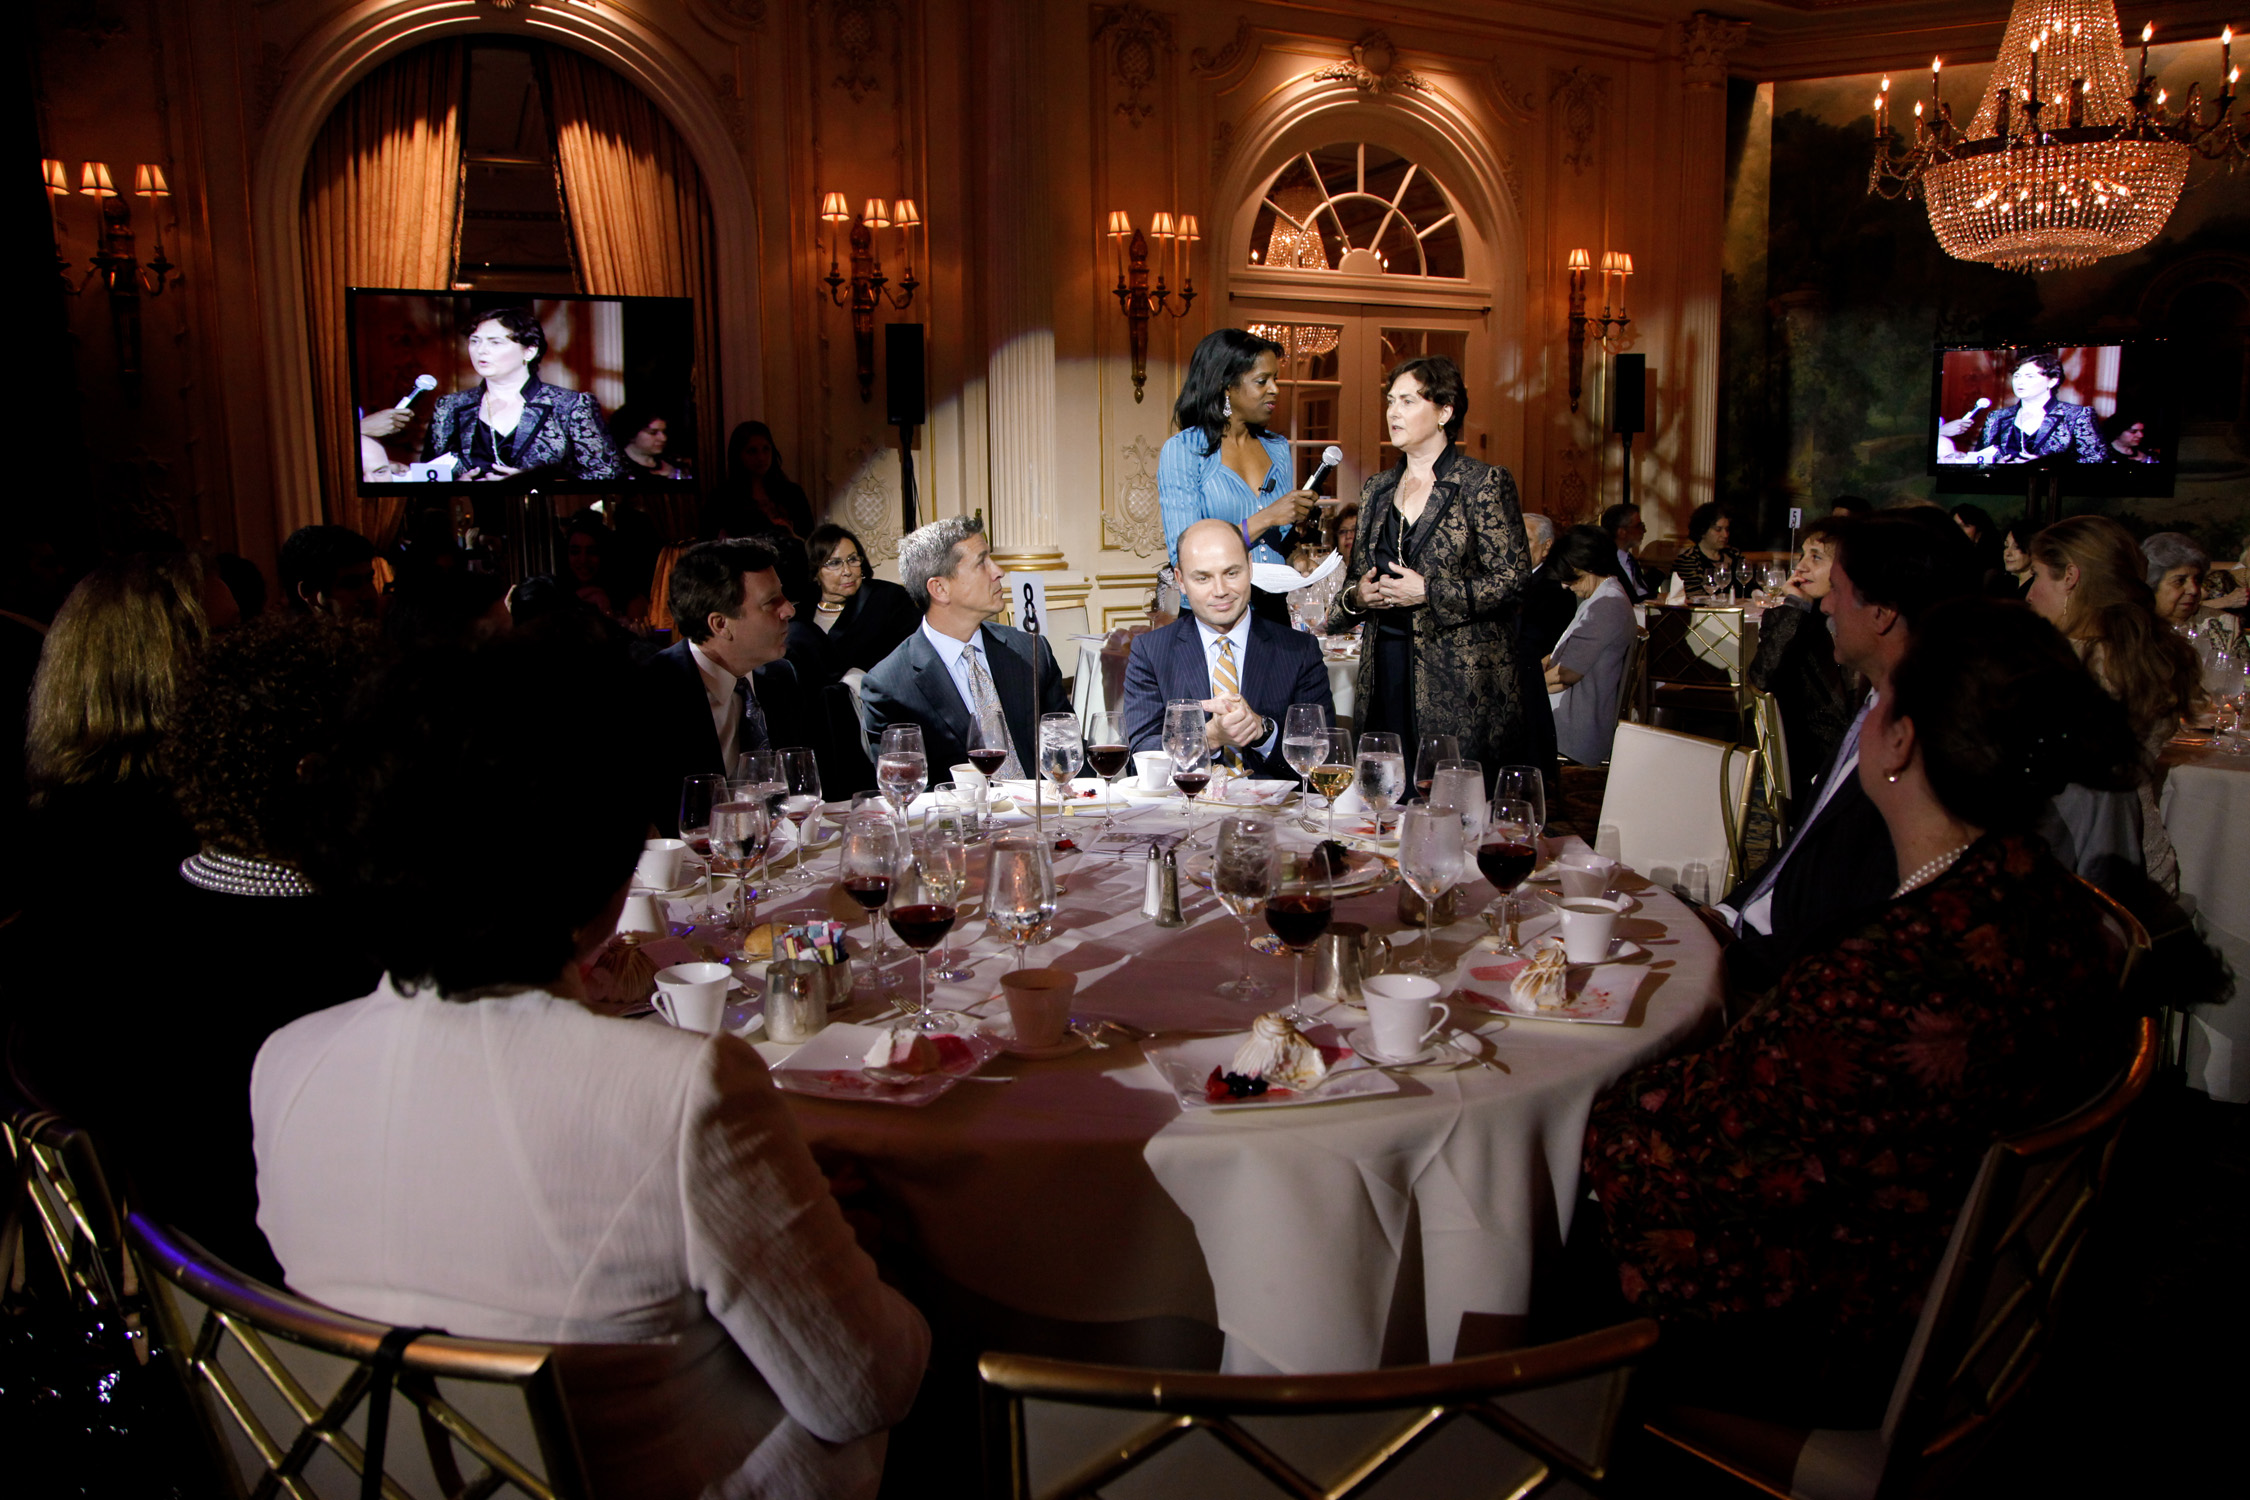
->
xmin=393 ymin=373 xmax=438 ymax=411
xmin=1963 ymin=396 xmax=1991 ymax=421
xmin=1304 ymin=444 xmax=1345 ymax=495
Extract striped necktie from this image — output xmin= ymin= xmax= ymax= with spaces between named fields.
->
xmin=964 ymin=644 xmax=1025 ymax=779
xmin=1213 ymin=636 xmax=1240 ymax=697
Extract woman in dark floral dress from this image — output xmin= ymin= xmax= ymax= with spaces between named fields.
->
xmin=1327 ymin=356 xmax=1533 ymax=784
xmin=1578 ymin=599 xmax=2143 ymax=1424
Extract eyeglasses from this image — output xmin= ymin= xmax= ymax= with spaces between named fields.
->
xmin=820 ymin=556 xmax=866 ymax=575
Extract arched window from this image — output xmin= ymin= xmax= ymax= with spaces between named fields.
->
xmin=1246 ymin=144 xmax=1465 ymax=279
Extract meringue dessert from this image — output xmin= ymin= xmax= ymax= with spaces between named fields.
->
xmin=1227 ymin=1012 xmax=1331 ymax=1092
xmin=1513 ymin=947 xmax=1570 ymax=1011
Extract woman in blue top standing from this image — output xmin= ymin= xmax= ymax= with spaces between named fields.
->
xmin=1158 ymin=329 xmax=1321 ymax=569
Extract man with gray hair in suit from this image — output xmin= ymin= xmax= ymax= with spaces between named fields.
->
xmin=859 ymin=515 xmax=1071 ymax=780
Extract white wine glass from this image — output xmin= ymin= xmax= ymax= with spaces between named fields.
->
xmin=1307 ymin=727 xmax=1355 ymax=841
xmin=985 ymin=834 xmax=1057 ymax=971
xmin=775 ymin=747 xmax=823 ymax=890
xmin=1355 ymin=732 xmax=1405 ymax=840
xmin=678 ymin=774 xmax=725 ymax=866
xmin=1397 ymin=805 xmax=1467 ymax=976
xmin=1496 ymin=764 xmax=1547 ymax=842
xmin=877 ymin=724 xmax=928 ymax=824
xmin=1211 ymin=814 xmax=1277 ymax=1000
xmin=1412 ymin=734 xmax=1460 ymax=805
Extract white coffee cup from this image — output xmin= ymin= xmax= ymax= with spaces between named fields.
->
xmin=1000 ymin=968 xmax=1078 ymax=1049
xmin=1555 ymin=897 xmax=1626 ymax=964
xmin=1133 ymin=751 xmax=1172 ymax=792
xmin=1361 ymin=974 xmax=1449 ymax=1061
xmin=950 ymin=762 xmax=987 ymax=799
xmin=615 ymin=892 xmax=665 ymax=939
xmin=1558 ymin=853 xmax=1617 ymax=900
xmin=652 ymin=961 xmax=733 ymax=1034
xmin=636 ymin=838 xmax=688 ymax=890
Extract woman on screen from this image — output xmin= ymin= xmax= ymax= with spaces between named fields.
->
xmin=609 ymin=403 xmax=691 ymax=482
xmin=420 ymin=307 xmax=624 ymax=484
xmin=2104 ymin=413 xmax=2162 ymax=464
xmin=1950 ymin=352 xmax=2107 ymax=465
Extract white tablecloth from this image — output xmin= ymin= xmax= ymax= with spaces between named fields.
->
xmin=2161 ymin=749 xmax=2250 ymax=1100
xmin=729 ymin=799 xmax=1722 ymax=1374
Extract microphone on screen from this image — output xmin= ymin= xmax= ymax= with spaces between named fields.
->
xmin=1304 ymin=444 xmax=1345 ymax=494
xmin=393 ymin=373 xmax=438 ymax=411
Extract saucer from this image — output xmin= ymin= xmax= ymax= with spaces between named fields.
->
xmin=977 ymin=1022 xmax=1088 ymax=1060
xmin=633 ymin=859 xmax=710 ymax=899
xmin=1522 ymin=934 xmax=1646 ymax=965
xmin=1345 ymin=1025 xmax=1464 ymax=1068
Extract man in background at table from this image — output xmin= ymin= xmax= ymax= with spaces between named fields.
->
xmin=1715 ymin=513 xmax=1979 ymax=991
xmin=1122 ymin=518 xmax=1333 ymax=776
xmin=860 ymin=515 xmax=1070 ymax=778
xmin=639 ymin=537 xmax=806 ymax=833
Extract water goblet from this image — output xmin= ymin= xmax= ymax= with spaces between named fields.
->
xmin=985 ymin=834 xmax=1057 ymax=971
xmin=1281 ymin=703 xmax=1330 ymax=802
xmin=1039 ymin=711 xmax=1084 ymax=836
xmin=1397 ymin=805 xmax=1468 ymax=976
xmin=920 ymin=799 xmax=978 ymax=981
xmin=1211 ymin=813 xmax=1277 ymax=1000
xmin=775 ymin=746 xmax=823 ymax=889
xmin=877 ymin=724 xmax=928 ymax=823
xmin=1355 ymin=732 xmax=1405 ymax=839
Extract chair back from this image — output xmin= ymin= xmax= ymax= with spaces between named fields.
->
xmin=646 ymin=542 xmax=684 ymax=632
xmin=979 ymin=1319 xmax=1657 ymax=1500
xmin=1595 ymin=722 xmax=1758 ymax=891
xmin=4 ymin=1099 xmax=132 ymax=1330
xmin=1875 ymin=1014 xmax=2158 ymax=1485
xmin=128 ymin=1214 xmax=590 ymax=1500
xmin=1614 ymin=629 xmax=1649 ymax=730
xmin=1749 ymin=691 xmax=1791 ymax=843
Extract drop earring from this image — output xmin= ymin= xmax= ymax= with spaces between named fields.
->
xmin=1223 ymin=394 xmax=1234 ymax=420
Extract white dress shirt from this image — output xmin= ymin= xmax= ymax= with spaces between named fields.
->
xmin=690 ymin=640 xmax=746 ymax=770
xmin=920 ymin=618 xmax=995 ymax=721
xmin=1194 ymin=613 xmax=1279 ymax=757
xmin=1723 ymin=689 xmax=1877 ymax=936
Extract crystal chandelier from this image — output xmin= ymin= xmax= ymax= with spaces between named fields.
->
xmin=1870 ymin=1 xmax=2250 ymax=273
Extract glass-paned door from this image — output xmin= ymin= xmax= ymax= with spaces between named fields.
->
xmin=1248 ymin=322 xmax=1350 ymax=497
xmin=1239 ymin=307 xmax=1481 ymax=499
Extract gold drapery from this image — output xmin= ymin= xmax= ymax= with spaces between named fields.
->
xmin=545 ymin=46 xmax=719 ymax=542
xmin=301 ymin=44 xmax=465 ymax=550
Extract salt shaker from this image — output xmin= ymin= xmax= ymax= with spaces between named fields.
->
xmin=1141 ymin=842 xmax=1164 ymax=920
xmin=1154 ymin=847 xmax=1185 ymax=928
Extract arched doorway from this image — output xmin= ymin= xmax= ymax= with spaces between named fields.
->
xmin=1229 ymin=142 xmax=1495 ymax=498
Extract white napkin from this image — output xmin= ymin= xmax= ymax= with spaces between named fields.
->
xmin=1332 ymin=782 xmax=1369 ymax=814
xmin=1664 ymin=571 xmax=1688 ymax=605
xmin=1251 ymin=549 xmax=1344 ymax=594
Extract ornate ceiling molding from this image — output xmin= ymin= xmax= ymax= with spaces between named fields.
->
xmin=1549 ymin=66 xmax=1610 ymax=177
xmin=1680 ymin=10 xmax=1751 ymax=90
xmin=1092 ymin=3 xmax=1176 ymax=130
xmin=1311 ymin=31 xmax=1429 ymax=95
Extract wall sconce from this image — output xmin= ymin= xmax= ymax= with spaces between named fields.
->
xmin=818 ymin=191 xmax=921 ymax=402
xmin=1107 ymin=209 xmax=1197 ymax=403
xmin=46 ymin=157 xmax=178 ymax=383
xmin=1565 ymin=247 xmax=1632 ymax=413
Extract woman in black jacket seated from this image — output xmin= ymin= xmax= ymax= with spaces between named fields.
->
xmin=804 ymin=523 xmax=921 ymax=675
xmin=1747 ymin=521 xmax=1857 ymax=809
xmin=14 ymin=618 xmax=381 ymax=1282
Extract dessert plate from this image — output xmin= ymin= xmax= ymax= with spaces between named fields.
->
xmin=1182 ymin=846 xmax=1398 ymax=902
xmin=1515 ymin=934 xmax=1648 ymax=965
xmin=1455 ymin=957 xmax=1643 ymax=1025
xmin=767 ymin=1023 xmax=1003 ymax=1106
xmin=1142 ymin=1033 xmax=1400 ymax=1111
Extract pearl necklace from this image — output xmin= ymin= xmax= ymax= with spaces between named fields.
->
xmin=1892 ymin=841 xmax=1973 ymax=899
xmin=179 ymin=851 xmax=318 ymax=899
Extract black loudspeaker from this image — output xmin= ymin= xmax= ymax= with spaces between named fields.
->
xmin=1611 ymin=353 xmax=1646 ymax=436
xmin=886 ymin=323 xmax=927 ymax=427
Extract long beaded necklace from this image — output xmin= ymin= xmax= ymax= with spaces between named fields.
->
xmin=1892 ymin=841 xmax=1972 ymax=898
xmin=179 ymin=850 xmax=317 ymax=899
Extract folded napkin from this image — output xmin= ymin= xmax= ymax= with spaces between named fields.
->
xmin=1664 ymin=572 xmax=1688 ymax=605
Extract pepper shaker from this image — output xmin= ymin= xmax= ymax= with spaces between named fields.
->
xmin=1155 ymin=847 xmax=1186 ymax=928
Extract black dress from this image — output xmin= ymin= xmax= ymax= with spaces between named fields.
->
xmin=1746 ymin=598 xmax=1854 ymax=810
xmin=821 ymin=578 xmax=922 ymax=676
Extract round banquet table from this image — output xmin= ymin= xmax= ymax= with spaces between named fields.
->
xmin=2161 ymin=740 xmax=2250 ymax=1101
xmin=716 ymin=794 xmax=1724 ymax=1375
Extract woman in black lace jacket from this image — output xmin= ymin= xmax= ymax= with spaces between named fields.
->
xmin=421 ymin=306 xmax=623 ymax=484
xmin=1747 ymin=520 xmax=1857 ymax=807
xmin=1327 ymin=356 xmax=1534 ymax=783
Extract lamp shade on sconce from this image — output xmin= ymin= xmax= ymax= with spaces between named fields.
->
xmin=1567 ymin=247 xmax=1592 ymax=271
xmin=80 ymin=161 xmax=117 ymax=197
xmin=134 ymin=163 xmax=169 ymax=197
xmin=43 ymin=158 xmax=71 ymax=195
xmin=1178 ymin=214 xmax=1199 ymax=243
xmin=1107 ymin=210 xmax=1132 ymax=239
xmin=1150 ymin=211 xmax=1175 ymax=240
xmin=819 ymin=191 xmax=851 ymax=222
xmin=892 ymin=198 xmax=921 ymax=231
xmin=862 ymin=198 xmax=890 ymax=228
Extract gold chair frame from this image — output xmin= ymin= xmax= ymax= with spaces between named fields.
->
xmin=1748 ymin=690 xmax=1790 ymax=846
xmin=128 ymin=1213 xmax=590 ymax=1500
xmin=1646 ymin=1014 xmax=2158 ymax=1499
xmin=979 ymin=1319 xmax=1658 ymax=1500
xmin=4 ymin=1103 xmax=135 ymax=1330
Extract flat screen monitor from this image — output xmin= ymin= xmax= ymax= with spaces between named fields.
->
xmin=1929 ymin=340 xmax=2172 ymax=498
xmin=346 ymin=288 xmax=696 ymax=494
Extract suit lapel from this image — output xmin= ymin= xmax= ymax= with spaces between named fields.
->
xmin=980 ymin=625 xmax=1037 ymax=762
xmin=1242 ymin=616 xmax=1288 ymax=711
xmin=512 ymin=380 xmax=556 ymax=462
xmin=1171 ymin=619 xmax=1213 ymax=699
xmin=910 ymin=632 xmax=975 ymax=748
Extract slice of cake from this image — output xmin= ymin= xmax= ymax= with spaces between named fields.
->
xmin=1512 ymin=947 xmax=1570 ymax=1012
xmin=1227 ymin=1012 xmax=1331 ymax=1091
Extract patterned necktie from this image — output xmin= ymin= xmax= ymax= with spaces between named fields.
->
xmin=963 ymin=644 xmax=1024 ymax=778
xmin=734 ymin=675 xmax=770 ymax=764
xmin=1213 ymin=637 xmax=1240 ymax=698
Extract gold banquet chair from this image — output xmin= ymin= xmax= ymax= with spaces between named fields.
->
xmin=4 ymin=1101 xmax=134 ymax=1335
xmin=1645 ymin=1014 xmax=2158 ymax=1500
xmin=127 ymin=1213 xmax=590 ymax=1500
xmin=1594 ymin=722 xmax=1759 ymax=893
xmin=979 ymin=1319 xmax=1658 ymax=1500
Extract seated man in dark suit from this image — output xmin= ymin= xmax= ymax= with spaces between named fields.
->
xmin=859 ymin=515 xmax=1070 ymax=778
xmin=1122 ymin=519 xmax=1334 ymax=775
xmin=639 ymin=537 xmax=806 ymax=833
xmin=1715 ymin=513 xmax=1980 ymax=992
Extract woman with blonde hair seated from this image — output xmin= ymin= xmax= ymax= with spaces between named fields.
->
xmin=2027 ymin=515 xmax=2201 ymax=893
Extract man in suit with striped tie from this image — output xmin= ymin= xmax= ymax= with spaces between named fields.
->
xmin=1121 ymin=518 xmax=1335 ymax=775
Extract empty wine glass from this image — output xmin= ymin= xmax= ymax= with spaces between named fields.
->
xmin=985 ymin=834 xmax=1057 ymax=971
xmin=1733 ymin=556 xmax=1755 ymax=599
xmin=1265 ymin=849 xmax=1336 ymax=1026
xmin=920 ymin=800 xmax=978 ymax=981
xmin=1397 ymin=805 xmax=1467 ymax=976
xmin=1355 ymin=732 xmax=1405 ymax=839
xmin=678 ymin=774 xmax=726 ymax=866
xmin=1281 ymin=703 xmax=1329 ymax=801
xmin=1475 ymin=799 xmax=1539 ymax=955
xmin=877 ymin=725 xmax=928 ymax=823
xmin=775 ymin=747 xmax=823 ymax=889
xmin=1412 ymin=734 xmax=1460 ymax=805
xmin=1496 ymin=764 xmax=1547 ymax=842
xmin=841 ymin=813 xmax=904 ymax=989
xmin=1084 ymin=710 xmax=1133 ymax=824
xmin=711 ymin=794 xmax=771 ymax=939
xmin=1212 ymin=814 xmax=1277 ymax=1000
xmin=1307 ymin=727 xmax=1354 ymax=840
